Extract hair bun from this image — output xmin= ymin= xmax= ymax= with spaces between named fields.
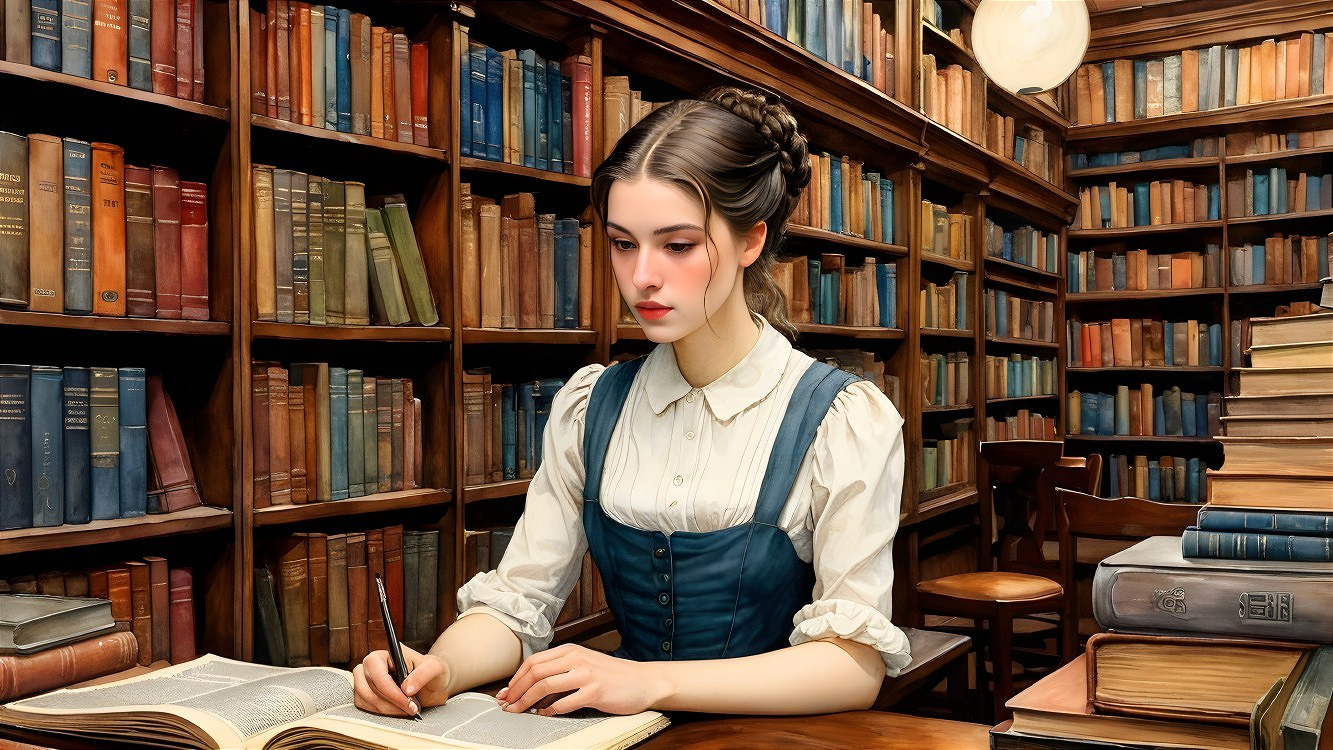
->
xmin=702 ymin=86 xmax=811 ymax=200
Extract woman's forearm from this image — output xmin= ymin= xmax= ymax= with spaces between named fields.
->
xmin=429 ymin=610 xmax=525 ymax=697
xmin=648 ymin=639 xmax=885 ymax=715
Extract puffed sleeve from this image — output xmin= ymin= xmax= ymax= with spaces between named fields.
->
xmin=456 ymin=363 xmax=605 ymax=660
xmin=788 ymin=380 xmax=912 ymax=675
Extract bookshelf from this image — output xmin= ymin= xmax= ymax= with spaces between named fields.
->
xmin=0 ymin=0 xmax=1080 ymax=668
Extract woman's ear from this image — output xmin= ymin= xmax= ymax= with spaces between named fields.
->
xmin=739 ymin=221 xmax=767 ymax=268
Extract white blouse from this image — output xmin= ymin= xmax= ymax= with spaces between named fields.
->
xmin=457 ymin=316 xmax=912 ymax=674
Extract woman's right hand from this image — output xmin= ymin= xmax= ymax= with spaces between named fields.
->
xmin=352 ymin=645 xmax=450 ymax=717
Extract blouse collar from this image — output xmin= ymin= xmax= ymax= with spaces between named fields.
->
xmin=642 ymin=315 xmax=793 ymax=422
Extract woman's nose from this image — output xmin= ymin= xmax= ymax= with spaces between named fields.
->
xmin=631 ymin=247 xmax=662 ymax=291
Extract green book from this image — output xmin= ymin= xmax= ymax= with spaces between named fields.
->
xmin=380 ymin=197 xmax=440 ymax=326
xmin=364 ymin=208 xmax=410 ymax=325
xmin=323 ymin=181 xmax=347 ymax=326
xmin=922 ymin=444 xmax=938 ymax=491
xmin=306 ymin=176 xmax=327 ymax=325
xmin=346 ymin=370 xmax=364 ymax=497
xmin=1282 ymin=646 xmax=1333 ymax=750
xmin=343 ymin=182 xmax=370 ymax=326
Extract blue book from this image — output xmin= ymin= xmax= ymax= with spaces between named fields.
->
xmin=1164 ymin=321 xmax=1176 ymax=365
xmin=1185 ymin=457 xmax=1200 ymax=501
xmin=1133 ymin=182 xmax=1151 ymax=226
xmin=1080 ymin=393 xmax=1098 ymax=435
xmin=995 ymin=289 xmax=1008 ymax=337
xmin=1067 ymin=252 xmax=1079 ymax=292
xmin=1196 ymin=391 xmax=1209 ymax=436
xmin=1013 ymin=137 xmax=1026 ymax=165
xmin=485 ymin=47 xmax=505 ymax=162
xmin=1271 ymin=167 xmax=1286 ymax=214
xmin=1101 ymin=62 xmax=1116 ymax=122
xmin=1254 ymin=171 xmax=1270 ymax=215
xmin=330 ymin=367 xmax=349 ymax=500
xmin=0 ymin=365 xmax=32 ymax=529
xmin=1181 ymin=392 xmax=1196 ymax=437
xmin=324 ymin=7 xmax=338 ymax=129
xmin=1207 ymin=183 xmax=1220 ymax=220
xmin=1209 ymin=323 xmax=1222 ymax=366
xmin=1287 ymin=132 xmax=1301 ymax=150
xmin=954 ymin=272 xmax=967 ymax=330
xmin=1097 ymin=394 xmax=1115 ymax=436
xmin=824 ymin=0 xmax=840 ymax=67
xmin=821 ymin=270 xmax=840 ymax=325
xmin=518 ymin=50 xmax=538 ymax=169
xmin=60 ymin=0 xmax=90 ymax=78
xmin=62 ymin=367 xmax=90 ymax=524
xmin=554 ymin=218 xmax=580 ymax=329
xmin=880 ymin=179 xmax=894 ymax=243
xmin=62 ymin=138 xmax=92 ymax=314
xmin=1002 ymin=232 xmax=1013 ymax=261
xmin=334 ymin=8 xmax=352 ymax=131
xmin=1107 ymin=455 xmax=1121 ymax=496
xmin=1307 ymin=175 xmax=1322 ymax=211
xmin=764 ymin=0 xmax=785 ymax=35
xmin=459 ymin=31 xmax=471 ymax=157
xmin=468 ymin=43 xmax=488 ymax=162
xmin=1315 ymin=33 xmax=1327 ymax=95
xmin=547 ymin=61 xmax=563 ymax=174
xmin=1199 ymin=508 xmax=1333 ymax=536
xmin=561 ymin=73 xmax=573 ymax=173
xmin=31 ymin=0 xmax=61 ymax=71
xmin=117 ymin=367 xmax=147 ymax=518
xmin=1153 ymin=395 xmax=1165 ymax=436
xmin=89 ymin=367 xmax=118 ymax=521
xmin=1112 ymin=254 xmax=1127 ymax=290
xmin=807 ymin=257 xmax=821 ymax=324
xmin=1098 ymin=187 xmax=1112 ymax=227
xmin=804 ymin=0 xmax=825 ymax=59
xmin=501 ymin=385 xmax=517 ymax=480
xmin=1320 ymin=236 xmax=1330 ymax=279
xmin=532 ymin=379 xmax=564 ymax=469
xmin=127 ymin=0 xmax=151 ymax=90
xmin=1251 ymin=243 xmax=1266 ymax=284
xmin=876 ymin=263 xmax=896 ymax=328
xmin=1183 ymin=528 xmax=1333 ymax=562
xmin=1133 ymin=59 xmax=1147 ymax=119
xmin=30 ymin=366 xmax=64 ymax=527
xmin=828 ymin=158 xmax=842 ymax=233
xmin=534 ymin=53 xmax=549 ymax=171
xmin=518 ymin=381 xmax=536 ymax=473
xmin=1147 ymin=460 xmax=1161 ymax=500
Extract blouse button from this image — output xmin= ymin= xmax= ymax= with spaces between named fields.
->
xmin=664 ymin=618 xmax=673 ymax=628
xmin=686 ymin=392 xmax=695 ymax=403
xmin=658 ymin=593 xmax=671 ymax=605
xmin=661 ymin=640 xmax=672 ymax=653
xmin=654 ymin=547 xmax=666 ymax=558
xmin=685 ymin=431 xmax=695 ymax=440
xmin=673 ymin=475 xmax=683 ymax=486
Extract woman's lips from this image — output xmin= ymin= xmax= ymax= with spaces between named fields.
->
xmin=636 ymin=304 xmax=672 ymax=321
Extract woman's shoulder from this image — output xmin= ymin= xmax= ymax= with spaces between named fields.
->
xmin=551 ymin=362 xmax=610 ymax=420
xmin=820 ymin=373 xmax=905 ymax=436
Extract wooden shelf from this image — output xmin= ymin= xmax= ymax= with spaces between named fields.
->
xmin=920 ymin=252 xmax=975 ymax=271
xmin=983 ymin=256 xmax=1062 ymax=283
xmin=462 ymin=328 xmax=598 ymax=345
xmin=1067 ymin=287 xmax=1223 ymax=302
xmin=0 ymin=310 xmax=231 ymax=336
xmin=252 ymin=322 xmax=452 ymax=342
xmin=252 ymin=114 xmax=448 ymax=161
xmin=1064 ymin=434 xmax=1217 ymax=444
xmin=920 ymin=327 xmax=974 ymax=340
xmin=1227 ymin=282 xmax=1325 ymax=296
xmin=986 ymin=336 xmax=1058 ymax=350
xmin=987 ymin=394 xmax=1059 ymax=405
xmin=1225 ymin=207 xmax=1333 ymax=226
xmin=0 ymin=60 xmax=228 ymax=120
xmin=1067 ymin=156 xmax=1220 ymax=179
xmin=0 ymin=506 xmax=232 ymax=556
xmin=795 ymin=324 xmax=906 ymax=340
xmin=1225 ymin=144 xmax=1333 ymax=166
xmin=985 ymin=79 xmax=1072 ymax=131
xmin=252 ymin=488 xmax=450 ymax=527
xmin=463 ymin=479 xmax=532 ymax=504
xmin=1067 ymin=366 xmax=1223 ymax=373
xmin=909 ymin=484 xmax=978 ymax=525
xmin=922 ymin=403 xmax=973 ymax=414
xmin=1068 ymin=220 xmax=1223 ymax=238
xmin=922 ymin=21 xmax=975 ymax=66
xmin=1067 ymin=95 xmax=1333 ymax=141
xmin=785 ymin=225 xmax=909 ymax=257
xmin=553 ymin=610 xmax=616 ymax=644
xmin=459 ymin=156 xmax=591 ymax=187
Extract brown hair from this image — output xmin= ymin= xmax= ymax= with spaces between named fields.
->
xmin=591 ymin=86 xmax=812 ymax=340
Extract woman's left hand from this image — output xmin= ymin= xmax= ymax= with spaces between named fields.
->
xmin=497 ymin=644 xmax=671 ymax=716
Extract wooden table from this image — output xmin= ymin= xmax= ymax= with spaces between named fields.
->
xmin=639 ymin=711 xmax=991 ymax=749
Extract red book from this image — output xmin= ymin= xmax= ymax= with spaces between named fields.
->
xmin=1080 ymin=322 xmax=1093 ymax=368
xmin=191 ymin=0 xmax=203 ymax=101
xmin=93 ymin=0 xmax=128 ymax=85
xmin=265 ymin=1 xmax=278 ymax=117
xmin=125 ymin=561 xmax=152 ymax=666
xmin=366 ymin=529 xmax=386 ymax=652
xmin=174 ymin=0 xmax=193 ymax=98
xmin=410 ymin=42 xmax=429 ymax=147
xmin=178 ymin=181 xmax=209 ymax=320
xmin=0 ymin=632 xmax=138 ymax=702
xmin=143 ymin=556 xmax=171 ymax=663
xmin=249 ymin=8 xmax=267 ymax=115
xmin=382 ymin=525 xmax=404 ymax=637
xmin=150 ymin=0 xmax=177 ymax=94
xmin=562 ymin=55 xmax=593 ymax=177
xmin=146 ymin=375 xmax=202 ymax=512
xmin=168 ymin=567 xmax=196 ymax=664
xmin=151 ymin=166 xmax=182 ymax=319
xmin=123 ymin=165 xmax=156 ymax=318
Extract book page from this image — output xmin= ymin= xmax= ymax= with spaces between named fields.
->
xmin=2 ymin=655 xmax=355 ymax=749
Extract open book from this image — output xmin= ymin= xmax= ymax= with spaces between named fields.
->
xmin=0 ymin=654 xmax=670 ymax=750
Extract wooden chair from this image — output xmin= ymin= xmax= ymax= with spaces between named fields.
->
xmin=914 ymin=441 xmax=1100 ymax=722
xmin=873 ymin=627 xmax=972 ymax=720
xmin=1054 ymin=488 xmax=1198 ymax=659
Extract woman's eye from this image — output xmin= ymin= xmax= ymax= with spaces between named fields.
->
xmin=665 ymin=243 xmax=694 ymax=254
xmin=611 ymin=239 xmax=635 ymax=252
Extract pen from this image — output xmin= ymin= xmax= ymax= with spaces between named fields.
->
xmin=375 ymin=572 xmax=423 ymax=721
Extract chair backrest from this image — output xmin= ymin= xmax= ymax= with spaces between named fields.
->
xmin=1009 ymin=453 xmax=1103 ymax=576
xmin=979 ymin=440 xmax=1065 ymax=573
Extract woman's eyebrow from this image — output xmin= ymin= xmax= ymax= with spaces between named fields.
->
xmin=605 ymin=221 xmax=703 ymax=236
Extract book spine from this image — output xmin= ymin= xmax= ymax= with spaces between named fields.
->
xmin=88 ymin=366 xmax=120 ymax=520
xmin=117 ymin=367 xmax=147 ymax=517
xmin=178 ymin=180 xmax=208 ymax=320
xmin=168 ymin=567 xmax=196 ymax=663
xmin=383 ymin=202 xmax=439 ymax=326
xmin=0 ymin=132 xmax=30 ymax=306
xmin=362 ymin=378 xmax=378 ymax=492
xmin=391 ymin=33 xmax=410 ymax=143
xmin=61 ymin=0 xmax=92 ymax=78
xmin=127 ymin=0 xmax=149 ymax=89
xmin=306 ymin=177 xmax=325 ymax=324
xmin=25 ymin=133 xmax=62 ymax=313
xmin=555 ymin=218 xmax=579 ymax=329
xmin=342 ymin=181 xmax=369 ymax=326
xmin=29 ymin=366 xmax=64 ymax=527
xmin=411 ymin=42 xmax=429 ymax=146
xmin=90 ymin=141 xmax=126 ymax=315
xmin=92 ymin=0 xmax=127 ymax=84
xmin=123 ymin=165 xmax=155 ymax=316
xmin=1183 ymin=528 xmax=1333 ymax=562
xmin=0 ymin=631 xmax=138 ymax=702
xmin=149 ymin=0 xmax=173 ymax=93
xmin=326 ymin=534 xmax=349 ymax=663
xmin=322 ymin=6 xmax=336 ymax=128
xmin=30 ymin=0 xmax=61 ymax=70
xmin=62 ymin=366 xmax=91 ymax=523
xmin=1198 ymin=508 xmax=1333 ymax=535
xmin=126 ymin=561 xmax=152 ymax=665
xmin=145 ymin=375 xmax=200 ymax=512
xmin=329 ymin=367 xmax=348 ymax=500
xmin=485 ymin=47 xmax=503 ymax=160
xmin=271 ymin=169 xmax=292 ymax=323
xmin=150 ymin=166 xmax=181 ymax=318
xmin=346 ymin=369 xmax=364 ymax=497
xmin=349 ymin=14 xmax=370 ymax=135
xmin=307 ymin=532 xmax=329 ymax=665
xmin=322 ymin=180 xmax=345 ymax=325
xmin=290 ymin=170 xmax=308 ymax=324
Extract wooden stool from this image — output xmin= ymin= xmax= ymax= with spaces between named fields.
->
xmin=873 ymin=627 xmax=972 ymax=720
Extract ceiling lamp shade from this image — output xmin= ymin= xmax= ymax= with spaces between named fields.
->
xmin=972 ymin=0 xmax=1091 ymax=95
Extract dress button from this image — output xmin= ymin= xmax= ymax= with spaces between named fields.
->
xmin=686 ymin=392 xmax=695 ymax=403
xmin=661 ymin=573 xmax=671 ymax=584
xmin=658 ymin=593 xmax=670 ymax=606
xmin=661 ymin=640 xmax=672 ymax=653
xmin=664 ymin=618 xmax=673 ymax=628
xmin=673 ymin=475 xmax=683 ymax=486
xmin=654 ymin=547 xmax=666 ymax=558
xmin=685 ymin=431 xmax=695 ymax=440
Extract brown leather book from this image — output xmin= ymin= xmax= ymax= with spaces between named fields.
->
xmin=123 ymin=165 xmax=156 ymax=317
xmin=376 ymin=377 xmax=392 ymax=492
xmin=326 ymin=533 xmax=350 ymax=664
xmin=390 ymin=379 xmax=405 ymax=491
xmin=1110 ymin=319 xmax=1132 ymax=367
xmin=267 ymin=366 xmax=292 ymax=506
xmin=0 ymin=132 xmax=28 ymax=307
xmin=460 ymin=372 xmax=484 ymax=487
xmin=1094 ymin=255 xmax=1113 ymax=291
xmin=92 ymin=0 xmax=128 ymax=84
xmin=499 ymin=215 xmax=517 ymax=328
xmin=1129 ymin=318 xmax=1144 ymax=366
xmin=350 ymin=14 xmax=371 ymax=135
xmin=477 ymin=202 xmax=501 ymax=328
xmin=1180 ymin=49 xmax=1199 ymax=113
xmin=537 ymin=214 xmax=556 ymax=327
xmin=64 ymin=572 xmax=89 ymax=597
xmin=1170 ymin=254 xmax=1192 ymax=289
xmin=145 ymin=375 xmax=201 ymax=512
xmin=578 ymin=224 xmax=592 ymax=328
xmin=383 ymin=525 xmax=404 ymax=637
xmin=307 ymin=532 xmax=329 ymax=666
xmin=487 ymin=383 xmax=500 ymax=481
xmin=412 ymin=397 xmax=422 ymax=488
xmin=300 ymin=367 xmax=320 ymax=502
xmin=252 ymin=165 xmax=276 ymax=322
xmin=168 ymin=567 xmax=196 ymax=663
xmin=1259 ymin=38 xmax=1277 ymax=102
xmin=190 ymin=0 xmax=203 ymax=101
xmin=248 ymin=7 xmax=266 ymax=112
xmin=1140 ymin=383 xmax=1154 ymax=435
xmin=297 ymin=3 xmax=312 ymax=126
xmin=151 ymin=166 xmax=182 ymax=319
xmin=265 ymin=2 xmax=278 ymax=116
xmin=274 ymin=0 xmax=291 ymax=120
xmin=179 ymin=181 xmax=209 ymax=320
xmin=502 ymin=193 xmax=538 ymax=329
xmin=0 ymin=631 xmax=138 ymax=702
xmin=381 ymin=29 xmax=395 ymax=141
xmin=142 ymin=556 xmax=170 ymax=663
xmin=411 ymin=42 xmax=429 ymax=146
xmin=275 ymin=534 xmax=311 ymax=666
xmin=366 ymin=529 xmax=387 ymax=652
xmin=35 ymin=571 xmax=64 ymax=596
xmin=1113 ymin=58 xmax=1134 ymax=121
xmin=124 ymin=560 xmax=152 ymax=666
xmin=174 ymin=0 xmax=193 ymax=98
xmin=1286 ymin=34 xmax=1302 ymax=100
xmin=288 ymin=378 xmax=308 ymax=504
xmin=459 ymin=185 xmax=480 ymax=327
xmin=1186 ymin=320 xmax=1200 ymax=366
xmin=88 ymin=570 xmax=108 ymax=602
xmin=346 ymin=532 xmax=369 ymax=665
xmin=251 ymin=364 xmax=271 ymax=508
xmin=91 ymin=142 xmax=126 ymax=316
xmin=392 ymin=33 xmax=412 ymax=143
xmin=26 ymin=133 xmax=63 ymax=313
xmin=402 ymin=380 xmax=415 ymax=489
xmin=362 ymin=378 xmax=378 ymax=492
xmin=1099 ymin=323 xmax=1114 ymax=368
xmin=370 ymin=27 xmax=384 ymax=139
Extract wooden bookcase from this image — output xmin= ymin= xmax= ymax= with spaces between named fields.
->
xmin=0 ymin=0 xmax=1078 ymax=662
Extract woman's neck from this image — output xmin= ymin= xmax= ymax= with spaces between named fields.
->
xmin=670 ymin=292 xmax=761 ymax=389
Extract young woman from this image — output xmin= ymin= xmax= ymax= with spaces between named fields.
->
xmin=353 ymin=86 xmax=909 ymax=719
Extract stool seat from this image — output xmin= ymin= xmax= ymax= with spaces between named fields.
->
xmin=916 ymin=572 xmax=1063 ymax=603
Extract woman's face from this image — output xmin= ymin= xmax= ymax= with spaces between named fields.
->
xmin=606 ymin=177 xmax=761 ymax=344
